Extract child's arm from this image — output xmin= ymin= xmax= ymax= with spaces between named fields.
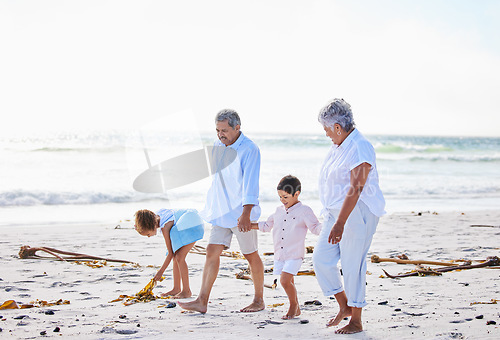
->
xmin=153 ymin=221 xmax=175 ymax=281
xmin=258 ymin=213 xmax=275 ymax=232
xmin=304 ymin=207 xmax=322 ymax=235
xmin=154 ymin=252 xmax=173 ymax=281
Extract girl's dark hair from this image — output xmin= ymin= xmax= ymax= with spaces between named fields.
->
xmin=134 ymin=209 xmax=156 ymax=232
xmin=277 ymin=175 xmax=301 ymax=195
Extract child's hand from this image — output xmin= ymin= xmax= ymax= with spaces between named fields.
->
xmin=153 ymin=272 xmax=163 ymax=282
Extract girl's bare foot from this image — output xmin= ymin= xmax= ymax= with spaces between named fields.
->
xmin=326 ymin=306 xmax=352 ymax=327
xmin=174 ymin=290 xmax=192 ymax=299
xmin=282 ymin=304 xmax=301 ymax=319
xmin=161 ymin=288 xmax=180 ymax=297
xmin=335 ymin=320 xmax=363 ymax=334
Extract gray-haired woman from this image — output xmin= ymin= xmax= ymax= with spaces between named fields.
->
xmin=312 ymin=98 xmax=385 ymax=334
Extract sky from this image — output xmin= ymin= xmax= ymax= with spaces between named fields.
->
xmin=1 ymin=0 xmax=499 ymax=137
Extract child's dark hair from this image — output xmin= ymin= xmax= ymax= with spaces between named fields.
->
xmin=277 ymin=175 xmax=301 ymax=195
xmin=134 ymin=209 xmax=157 ymax=233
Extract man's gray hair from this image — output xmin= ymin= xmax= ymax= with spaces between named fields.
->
xmin=215 ymin=109 xmax=241 ymax=128
xmin=318 ymin=98 xmax=355 ymax=132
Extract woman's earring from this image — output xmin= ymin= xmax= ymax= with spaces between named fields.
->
xmin=337 ymin=130 xmax=341 ymax=136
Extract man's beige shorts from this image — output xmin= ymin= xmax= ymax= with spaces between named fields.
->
xmin=208 ymin=225 xmax=258 ymax=255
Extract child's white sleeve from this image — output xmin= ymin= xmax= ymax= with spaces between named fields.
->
xmin=258 ymin=213 xmax=274 ymax=232
xmin=305 ymin=207 xmax=322 ymax=235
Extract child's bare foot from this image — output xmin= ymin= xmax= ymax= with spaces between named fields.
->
xmin=326 ymin=306 xmax=352 ymax=327
xmin=177 ymin=298 xmax=207 ymax=314
xmin=335 ymin=320 xmax=363 ymax=334
xmin=282 ymin=304 xmax=301 ymax=319
xmin=174 ymin=290 xmax=192 ymax=299
xmin=240 ymin=299 xmax=265 ymax=312
xmin=160 ymin=289 xmax=180 ymax=297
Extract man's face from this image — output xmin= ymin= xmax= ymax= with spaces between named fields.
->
xmin=216 ymin=120 xmax=240 ymax=146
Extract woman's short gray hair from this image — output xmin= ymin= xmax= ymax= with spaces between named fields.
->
xmin=318 ymin=98 xmax=355 ymax=132
xmin=215 ymin=109 xmax=241 ymax=128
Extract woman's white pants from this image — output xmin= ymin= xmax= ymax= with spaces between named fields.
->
xmin=313 ymin=200 xmax=379 ymax=308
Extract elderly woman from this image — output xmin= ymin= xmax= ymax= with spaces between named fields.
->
xmin=312 ymin=98 xmax=385 ymax=334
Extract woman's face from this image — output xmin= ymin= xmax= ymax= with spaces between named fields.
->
xmin=323 ymin=125 xmax=342 ymax=145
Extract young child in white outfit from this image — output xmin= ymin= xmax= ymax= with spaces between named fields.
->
xmin=252 ymin=175 xmax=321 ymax=319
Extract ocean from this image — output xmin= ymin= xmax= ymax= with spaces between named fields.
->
xmin=1 ymin=130 xmax=499 ymax=226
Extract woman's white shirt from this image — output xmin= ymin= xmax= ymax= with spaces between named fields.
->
xmin=319 ymin=129 xmax=386 ymax=217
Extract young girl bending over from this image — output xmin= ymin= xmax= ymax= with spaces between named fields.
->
xmin=135 ymin=208 xmax=204 ymax=298
xmin=252 ymin=175 xmax=321 ymax=319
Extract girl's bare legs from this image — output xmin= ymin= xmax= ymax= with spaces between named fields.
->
xmin=280 ymin=272 xmax=301 ymax=319
xmin=160 ymin=258 xmax=181 ymax=297
xmin=173 ymin=242 xmax=196 ymax=299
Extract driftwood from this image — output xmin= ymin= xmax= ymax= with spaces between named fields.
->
xmin=371 ymin=254 xmax=464 ymax=267
xmin=263 ymin=246 xmax=314 ymax=256
xmin=18 ymin=245 xmax=133 ymax=263
xmin=235 ymin=272 xmax=277 ymax=289
xmin=470 ymin=224 xmax=500 ymax=228
xmin=382 ymin=256 xmax=500 ymax=278
xmin=189 ymin=245 xmax=245 ymax=259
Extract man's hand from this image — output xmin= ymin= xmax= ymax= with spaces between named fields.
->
xmin=237 ymin=214 xmax=252 ymax=232
xmin=237 ymin=205 xmax=254 ymax=232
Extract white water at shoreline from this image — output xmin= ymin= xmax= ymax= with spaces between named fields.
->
xmin=1 ymin=131 xmax=499 ymax=225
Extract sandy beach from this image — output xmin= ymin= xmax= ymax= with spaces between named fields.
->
xmin=1 ymin=209 xmax=499 ymax=339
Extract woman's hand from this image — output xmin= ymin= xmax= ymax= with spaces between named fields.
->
xmin=328 ymin=221 xmax=345 ymax=244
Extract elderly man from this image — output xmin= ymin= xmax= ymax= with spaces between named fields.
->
xmin=178 ymin=109 xmax=265 ymax=313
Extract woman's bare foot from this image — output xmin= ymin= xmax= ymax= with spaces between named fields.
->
xmin=174 ymin=290 xmax=192 ymax=299
xmin=240 ymin=299 xmax=265 ymax=312
xmin=177 ymin=298 xmax=208 ymax=314
xmin=326 ymin=306 xmax=352 ymax=327
xmin=335 ymin=320 xmax=363 ymax=334
xmin=282 ymin=304 xmax=301 ymax=319
xmin=161 ymin=288 xmax=180 ymax=298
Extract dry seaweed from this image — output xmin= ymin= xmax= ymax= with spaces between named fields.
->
xmin=0 ymin=299 xmax=70 ymax=310
xmin=109 ymin=278 xmax=171 ymax=306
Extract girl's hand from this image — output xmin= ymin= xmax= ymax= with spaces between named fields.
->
xmin=328 ymin=222 xmax=344 ymax=244
xmin=153 ymin=271 xmax=163 ymax=282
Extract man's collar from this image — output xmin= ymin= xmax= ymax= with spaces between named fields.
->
xmin=227 ymin=131 xmax=245 ymax=149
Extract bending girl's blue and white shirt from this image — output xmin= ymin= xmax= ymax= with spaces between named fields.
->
xmin=156 ymin=208 xmax=205 ymax=254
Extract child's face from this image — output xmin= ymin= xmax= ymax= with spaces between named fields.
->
xmin=135 ymin=225 xmax=157 ymax=237
xmin=278 ymin=189 xmax=300 ymax=209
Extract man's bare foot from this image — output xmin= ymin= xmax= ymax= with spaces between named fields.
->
xmin=174 ymin=290 xmax=192 ymax=299
xmin=326 ymin=306 xmax=352 ymax=327
xmin=240 ymin=299 xmax=265 ymax=313
xmin=282 ymin=304 xmax=301 ymax=319
xmin=335 ymin=320 xmax=363 ymax=334
xmin=160 ymin=288 xmax=180 ymax=298
xmin=177 ymin=298 xmax=207 ymax=314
